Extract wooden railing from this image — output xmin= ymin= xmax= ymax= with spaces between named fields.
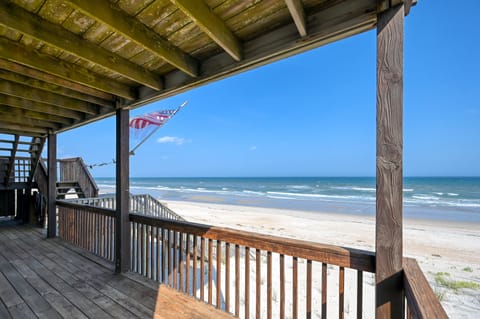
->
xmin=57 ymin=200 xmax=115 ymax=262
xmin=55 ymin=199 xmax=448 ymax=318
xmin=129 ymin=213 xmax=375 ymax=319
xmin=58 ymin=157 xmax=99 ymax=197
xmin=404 ymin=258 xmax=448 ymax=319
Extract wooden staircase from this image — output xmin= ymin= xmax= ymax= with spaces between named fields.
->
xmin=56 ymin=181 xmax=85 ymax=199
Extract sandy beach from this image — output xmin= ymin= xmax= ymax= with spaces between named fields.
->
xmin=163 ymin=200 xmax=480 ymax=318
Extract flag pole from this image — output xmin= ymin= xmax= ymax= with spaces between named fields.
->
xmin=129 ymin=101 xmax=187 ymax=155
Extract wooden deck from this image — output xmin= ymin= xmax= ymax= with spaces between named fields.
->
xmin=0 ymin=222 xmax=233 ymax=319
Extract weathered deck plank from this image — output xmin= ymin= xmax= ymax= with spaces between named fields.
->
xmin=0 ymin=223 xmax=234 ymax=319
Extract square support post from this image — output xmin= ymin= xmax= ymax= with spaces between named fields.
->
xmin=115 ymin=108 xmax=130 ymax=273
xmin=47 ymin=133 xmax=57 ymax=238
xmin=376 ymin=4 xmax=404 ymax=319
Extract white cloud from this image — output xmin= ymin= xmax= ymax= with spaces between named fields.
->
xmin=157 ymin=136 xmax=189 ymax=145
xmin=249 ymin=146 xmax=257 ymax=151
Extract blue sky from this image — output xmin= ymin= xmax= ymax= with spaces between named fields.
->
xmin=57 ymin=1 xmax=480 ymax=178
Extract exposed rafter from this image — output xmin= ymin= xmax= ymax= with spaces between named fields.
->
xmin=0 ymin=37 xmax=135 ymax=100
xmin=4 ymin=135 xmax=19 ymax=185
xmin=67 ymin=0 xmax=199 ymax=77
xmin=0 ymin=69 xmax=114 ymax=108
xmin=0 ymin=106 xmax=73 ymax=125
xmin=171 ymin=0 xmax=243 ymax=61
xmin=285 ymin=0 xmax=307 ymax=37
xmin=0 ymin=112 xmax=61 ymax=130
xmin=0 ymin=3 xmax=162 ymax=91
xmin=0 ymin=95 xmax=83 ymax=121
xmin=0 ymin=81 xmax=99 ymax=115
xmin=0 ymin=122 xmax=49 ymax=135
xmin=0 ymin=59 xmax=114 ymax=101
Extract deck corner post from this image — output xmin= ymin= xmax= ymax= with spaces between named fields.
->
xmin=47 ymin=133 xmax=57 ymax=238
xmin=115 ymin=108 xmax=130 ymax=273
xmin=376 ymin=3 xmax=405 ymax=319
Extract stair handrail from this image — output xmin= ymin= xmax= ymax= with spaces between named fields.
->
xmin=57 ymin=157 xmax=99 ymax=197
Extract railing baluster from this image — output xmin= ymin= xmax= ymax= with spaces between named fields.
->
xmin=186 ymin=233 xmax=191 ymax=295
xmin=137 ymin=222 xmax=141 ymax=273
xmin=162 ymin=228 xmax=166 ymax=284
xmin=357 ymin=270 xmax=363 ymax=319
xmin=168 ymin=230 xmax=173 ymax=287
xmin=245 ymin=246 xmax=250 ymax=319
xmin=267 ymin=251 xmax=272 ymax=319
xmin=156 ymin=227 xmax=160 ymax=282
xmin=151 ymin=226 xmax=155 ymax=279
xmin=208 ymin=238 xmax=213 ymax=305
xmin=179 ymin=232 xmax=184 ymax=292
xmin=322 ymin=263 xmax=327 ymax=319
xmin=225 ymin=242 xmax=230 ymax=313
xmin=235 ymin=244 xmax=240 ymax=317
xmin=200 ymin=237 xmax=205 ymax=302
xmin=339 ymin=266 xmax=344 ymax=319
xmin=280 ymin=253 xmax=285 ymax=319
xmin=293 ymin=256 xmax=298 ymax=319
xmin=216 ymin=240 xmax=221 ymax=309
xmin=307 ymin=259 xmax=312 ymax=319
xmin=193 ymin=235 xmax=198 ymax=299
xmin=174 ymin=231 xmax=178 ymax=289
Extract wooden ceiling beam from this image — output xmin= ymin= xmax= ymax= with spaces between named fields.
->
xmin=0 ymin=94 xmax=84 ymax=121
xmin=0 ymin=37 xmax=135 ymax=100
xmin=0 ymin=113 xmax=61 ymax=130
xmin=0 ymin=59 xmax=114 ymax=101
xmin=67 ymin=0 xmax=199 ymax=77
xmin=0 ymin=3 xmax=162 ymax=91
xmin=0 ymin=122 xmax=49 ymax=135
xmin=0 ymin=105 xmax=73 ymax=125
xmin=0 ymin=69 xmax=114 ymax=108
xmin=0 ymin=81 xmax=99 ymax=115
xmin=171 ymin=0 xmax=243 ymax=61
xmin=285 ymin=0 xmax=307 ymax=37
xmin=0 ymin=129 xmax=43 ymax=137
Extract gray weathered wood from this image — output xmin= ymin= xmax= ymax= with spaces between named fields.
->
xmin=376 ymin=4 xmax=404 ymax=319
xmin=172 ymin=0 xmax=243 ymax=61
xmin=4 ymin=135 xmax=19 ymax=186
xmin=67 ymin=0 xmax=199 ymax=77
xmin=47 ymin=133 xmax=57 ymax=238
xmin=285 ymin=0 xmax=307 ymax=36
xmin=115 ymin=108 xmax=130 ymax=273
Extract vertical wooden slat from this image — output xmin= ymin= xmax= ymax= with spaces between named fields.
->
xmin=339 ymin=267 xmax=344 ymax=319
xmin=376 ymin=4 xmax=404 ymax=319
xmin=322 ymin=263 xmax=327 ymax=319
xmin=151 ymin=226 xmax=155 ymax=280
xmin=162 ymin=228 xmax=166 ymax=283
xmin=235 ymin=244 xmax=240 ymax=317
xmin=115 ymin=108 xmax=130 ymax=273
xmin=280 ymin=254 xmax=285 ymax=319
xmin=186 ymin=233 xmax=191 ymax=295
xmin=130 ymin=222 xmax=135 ymax=271
xmin=307 ymin=260 xmax=312 ymax=319
xmin=200 ymin=237 xmax=205 ymax=302
xmin=216 ymin=240 xmax=222 ymax=309
xmin=193 ymin=235 xmax=198 ymax=298
xmin=225 ymin=242 xmax=230 ymax=313
xmin=293 ymin=256 xmax=298 ymax=319
xmin=47 ymin=133 xmax=56 ymax=238
xmin=168 ymin=230 xmax=173 ymax=287
xmin=245 ymin=246 xmax=250 ymax=319
xmin=179 ymin=232 xmax=184 ymax=292
xmin=208 ymin=238 xmax=213 ymax=305
xmin=142 ymin=224 xmax=146 ymax=277
xmin=256 ymin=249 xmax=261 ymax=318
xmin=357 ymin=270 xmax=363 ymax=319
xmin=174 ymin=231 xmax=178 ymax=289
xmin=267 ymin=251 xmax=272 ymax=319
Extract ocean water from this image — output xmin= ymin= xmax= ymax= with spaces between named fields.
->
xmin=95 ymin=177 xmax=480 ymax=222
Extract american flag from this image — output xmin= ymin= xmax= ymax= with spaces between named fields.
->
xmin=129 ymin=109 xmax=177 ymax=129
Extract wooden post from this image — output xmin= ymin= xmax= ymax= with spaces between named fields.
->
xmin=47 ymin=133 xmax=57 ymax=238
xmin=376 ymin=4 xmax=404 ymax=319
xmin=115 ymin=108 xmax=130 ymax=273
